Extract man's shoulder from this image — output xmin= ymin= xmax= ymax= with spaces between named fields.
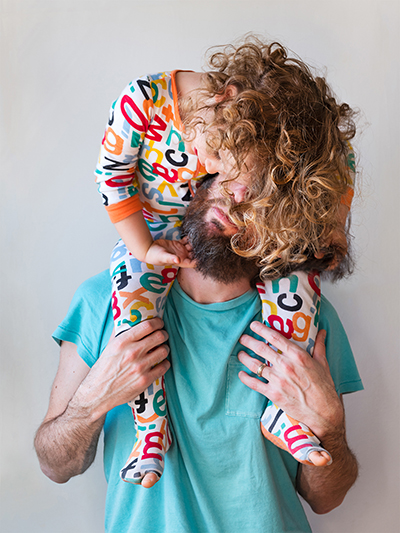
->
xmin=319 ymin=294 xmax=363 ymax=395
xmin=320 ymin=294 xmax=341 ymax=323
xmin=71 ymin=269 xmax=112 ymax=331
xmin=52 ymin=270 xmax=112 ymax=367
xmin=75 ymin=269 xmax=111 ymax=299
xmin=319 ymin=293 xmax=350 ymax=349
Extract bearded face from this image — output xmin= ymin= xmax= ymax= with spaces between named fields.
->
xmin=181 ymin=176 xmax=258 ymax=284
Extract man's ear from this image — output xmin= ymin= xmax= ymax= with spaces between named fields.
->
xmin=215 ymin=84 xmax=238 ymax=103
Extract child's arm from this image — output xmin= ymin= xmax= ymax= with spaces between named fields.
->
xmin=96 ymin=75 xmax=196 ymax=268
xmin=115 ymin=211 xmax=195 ymax=267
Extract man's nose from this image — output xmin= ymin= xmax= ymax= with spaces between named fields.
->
xmin=229 ymin=181 xmax=248 ymax=204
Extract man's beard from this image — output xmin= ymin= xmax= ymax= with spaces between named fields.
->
xmin=181 ymin=183 xmax=258 ymax=285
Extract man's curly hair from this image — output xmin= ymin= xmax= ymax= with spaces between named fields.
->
xmin=180 ymin=36 xmax=357 ymax=280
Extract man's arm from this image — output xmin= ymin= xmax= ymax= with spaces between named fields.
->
xmin=237 ymin=325 xmax=358 ymax=514
xmin=296 ymin=407 xmax=358 ymax=514
xmin=34 ymin=318 xmax=170 ymax=483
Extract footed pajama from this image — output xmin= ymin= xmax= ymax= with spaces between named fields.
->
xmin=96 ymin=71 xmax=355 ymax=482
xmin=257 ymin=271 xmax=332 ymax=465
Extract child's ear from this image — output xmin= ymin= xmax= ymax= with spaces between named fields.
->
xmin=215 ymin=84 xmax=238 ymax=103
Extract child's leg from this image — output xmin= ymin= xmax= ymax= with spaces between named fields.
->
xmin=256 ymin=270 xmax=332 ymax=466
xmin=110 ymin=239 xmax=177 ymax=485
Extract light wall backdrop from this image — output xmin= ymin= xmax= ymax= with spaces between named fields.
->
xmin=1 ymin=1 xmax=399 ymax=531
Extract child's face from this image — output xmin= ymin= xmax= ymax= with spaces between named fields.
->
xmin=186 ymin=129 xmax=237 ymax=177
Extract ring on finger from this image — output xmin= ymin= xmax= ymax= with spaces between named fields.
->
xmin=256 ymin=362 xmax=267 ymax=378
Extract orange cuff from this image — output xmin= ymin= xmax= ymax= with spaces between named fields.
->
xmin=341 ymin=186 xmax=354 ymax=209
xmin=105 ymin=195 xmax=143 ymax=223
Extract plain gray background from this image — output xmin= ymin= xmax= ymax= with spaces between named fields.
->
xmin=1 ymin=0 xmax=399 ymax=531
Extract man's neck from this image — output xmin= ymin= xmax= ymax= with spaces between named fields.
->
xmin=177 ymin=268 xmax=253 ymax=304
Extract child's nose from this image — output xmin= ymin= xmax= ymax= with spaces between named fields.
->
xmin=204 ymin=157 xmax=222 ymax=175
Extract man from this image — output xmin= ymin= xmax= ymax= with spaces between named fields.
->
xmin=35 ymin=174 xmax=362 ymax=532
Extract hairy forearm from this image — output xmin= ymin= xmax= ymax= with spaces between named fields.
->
xmin=237 ymin=324 xmax=359 ymax=513
xmin=296 ymin=428 xmax=358 ymax=514
xmin=35 ymin=320 xmax=170 ymax=484
xmin=34 ymin=399 xmax=105 ymax=483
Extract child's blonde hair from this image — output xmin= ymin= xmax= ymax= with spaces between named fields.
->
xmin=181 ymin=35 xmax=357 ymax=280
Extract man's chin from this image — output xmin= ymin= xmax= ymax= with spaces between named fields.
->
xmin=183 ymin=217 xmax=257 ymax=285
xmin=181 ymin=175 xmax=258 ymax=284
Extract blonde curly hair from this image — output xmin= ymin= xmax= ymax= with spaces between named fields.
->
xmin=181 ymin=36 xmax=357 ymax=280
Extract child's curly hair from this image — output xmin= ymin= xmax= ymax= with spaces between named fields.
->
xmin=181 ymin=36 xmax=357 ymax=280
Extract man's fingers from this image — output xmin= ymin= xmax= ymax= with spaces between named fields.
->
xmin=147 ymin=342 xmax=170 ymax=364
xmin=238 ymin=369 xmax=269 ymax=395
xmin=135 ymin=345 xmax=171 ymax=399
xmin=147 ymin=341 xmax=171 ymax=376
xmin=126 ymin=357 xmax=171 ymax=406
xmin=240 ymin=329 xmax=280 ymax=365
xmin=116 ymin=318 xmax=169 ymax=355
xmin=136 ymin=329 xmax=169 ymax=357
xmin=248 ymin=321 xmax=294 ymax=355
xmin=122 ymin=317 xmax=166 ymax=342
xmin=237 ymin=350 xmax=270 ymax=378
xmin=111 ymin=320 xmax=169 ymax=363
xmin=148 ymin=357 xmax=170 ymax=379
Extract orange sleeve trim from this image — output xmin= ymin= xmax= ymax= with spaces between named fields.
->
xmin=171 ymin=70 xmax=183 ymax=130
xmin=171 ymin=70 xmax=194 ymax=131
xmin=341 ymin=186 xmax=354 ymax=209
xmin=105 ymin=195 xmax=143 ymax=224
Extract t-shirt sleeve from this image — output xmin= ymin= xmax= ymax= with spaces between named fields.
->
xmin=319 ymin=294 xmax=363 ymax=395
xmin=52 ymin=270 xmax=113 ymax=368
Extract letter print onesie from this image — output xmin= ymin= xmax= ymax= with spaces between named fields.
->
xmin=95 ymin=71 xmax=332 ymax=485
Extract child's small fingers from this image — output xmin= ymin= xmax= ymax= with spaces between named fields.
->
xmin=180 ymin=237 xmax=192 ymax=249
xmin=163 ymin=253 xmax=179 ymax=264
xmin=179 ymin=259 xmax=196 ymax=268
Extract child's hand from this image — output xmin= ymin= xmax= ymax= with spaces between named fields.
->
xmin=144 ymin=239 xmax=195 ymax=268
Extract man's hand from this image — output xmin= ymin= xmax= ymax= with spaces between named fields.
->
xmin=143 ymin=239 xmax=195 ymax=268
xmin=237 ymin=322 xmax=358 ymax=513
xmin=74 ymin=318 xmax=171 ymax=420
xmin=238 ymin=324 xmax=344 ymax=439
xmin=34 ymin=318 xmax=170 ymax=483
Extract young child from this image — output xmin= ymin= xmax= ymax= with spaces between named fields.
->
xmin=95 ymin=38 xmax=356 ymax=488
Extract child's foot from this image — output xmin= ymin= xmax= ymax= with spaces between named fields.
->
xmin=120 ymin=378 xmax=172 ymax=486
xmin=120 ymin=417 xmax=172 ymax=485
xmin=308 ymin=450 xmax=332 ymax=466
xmin=141 ymin=472 xmax=160 ymax=489
xmin=260 ymin=401 xmax=332 ymax=466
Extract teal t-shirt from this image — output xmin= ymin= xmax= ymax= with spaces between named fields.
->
xmin=53 ymin=271 xmax=363 ymax=533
